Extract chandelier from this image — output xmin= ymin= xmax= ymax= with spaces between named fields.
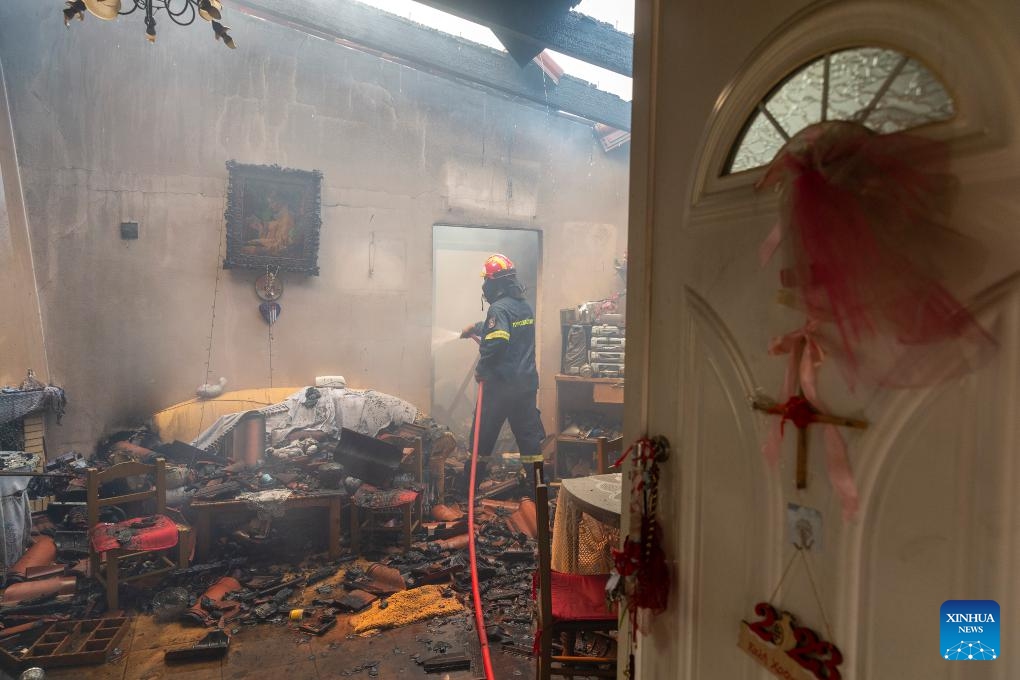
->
xmin=62 ymin=0 xmax=236 ymax=47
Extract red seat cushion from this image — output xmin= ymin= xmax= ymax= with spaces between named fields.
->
xmin=90 ymin=514 xmax=179 ymax=553
xmin=546 ymin=571 xmax=616 ymax=622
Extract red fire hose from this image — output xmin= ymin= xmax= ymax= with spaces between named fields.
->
xmin=468 ymin=379 xmax=496 ymax=680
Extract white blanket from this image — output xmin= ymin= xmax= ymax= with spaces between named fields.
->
xmin=191 ymin=387 xmax=418 ymax=452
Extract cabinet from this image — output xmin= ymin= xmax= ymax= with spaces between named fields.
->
xmin=552 ymin=375 xmax=624 ymax=479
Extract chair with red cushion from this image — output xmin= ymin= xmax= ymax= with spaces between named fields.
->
xmin=534 ymin=477 xmax=617 ymax=679
xmin=87 ymin=457 xmax=189 ymax=609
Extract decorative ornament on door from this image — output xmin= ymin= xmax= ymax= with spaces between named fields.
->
xmin=753 ymin=121 xmax=995 ymax=520
xmin=739 ymin=518 xmax=843 ymax=679
xmin=752 ymin=389 xmax=868 ymax=492
xmin=738 ymin=601 xmax=844 ymax=680
xmin=607 ymin=435 xmax=671 ymax=679
xmin=757 ymin=122 xmax=994 ymax=389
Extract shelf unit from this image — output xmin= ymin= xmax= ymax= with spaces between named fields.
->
xmin=0 ymin=617 xmax=131 ymax=670
xmin=552 ymin=374 xmax=624 ymax=479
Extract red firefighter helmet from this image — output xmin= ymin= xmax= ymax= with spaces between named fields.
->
xmin=482 ymin=253 xmax=516 ymax=279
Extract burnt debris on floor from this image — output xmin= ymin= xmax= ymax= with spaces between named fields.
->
xmin=0 ymin=385 xmax=580 ymax=678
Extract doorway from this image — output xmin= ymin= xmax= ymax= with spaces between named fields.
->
xmin=431 ymin=225 xmax=541 ymax=444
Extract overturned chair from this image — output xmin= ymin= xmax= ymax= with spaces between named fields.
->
xmin=534 ymin=476 xmax=617 ymax=679
xmin=87 ymin=457 xmax=190 ymax=609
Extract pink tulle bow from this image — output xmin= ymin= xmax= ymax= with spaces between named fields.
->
xmin=757 ymin=121 xmax=995 ymax=389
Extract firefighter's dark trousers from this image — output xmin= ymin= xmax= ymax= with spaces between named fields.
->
xmin=468 ymin=380 xmax=545 ymax=473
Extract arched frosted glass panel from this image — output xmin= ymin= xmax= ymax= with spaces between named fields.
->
xmin=729 ymin=110 xmax=788 ymax=175
xmin=763 ymin=59 xmax=825 ymax=137
xmin=869 ymin=58 xmax=956 ymax=133
xmin=826 ymin=48 xmax=903 ymax=121
xmin=726 ymin=47 xmax=954 ymax=175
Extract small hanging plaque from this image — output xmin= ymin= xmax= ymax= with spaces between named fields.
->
xmin=737 ymin=602 xmax=843 ymax=680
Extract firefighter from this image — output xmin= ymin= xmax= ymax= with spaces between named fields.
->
xmin=460 ymin=254 xmax=545 ymax=488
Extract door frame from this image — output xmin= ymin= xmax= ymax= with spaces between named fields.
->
xmin=430 ymin=223 xmax=544 ymax=425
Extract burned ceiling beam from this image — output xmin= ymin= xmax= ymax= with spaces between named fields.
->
xmin=232 ymin=0 xmax=631 ymax=131
xmin=415 ymin=0 xmax=634 ymax=76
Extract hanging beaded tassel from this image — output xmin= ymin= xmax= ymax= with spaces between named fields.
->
xmin=609 ymin=435 xmax=671 ymax=676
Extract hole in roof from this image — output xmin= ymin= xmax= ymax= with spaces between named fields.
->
xmin=356 ymin=0 xmax=633 ymax=100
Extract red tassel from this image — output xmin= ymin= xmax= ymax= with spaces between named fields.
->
xmin=613 ymin=437 xmax=671 ymax=641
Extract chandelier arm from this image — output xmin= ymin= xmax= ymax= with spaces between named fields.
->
xmin=144 ymin=0 xmax=156 ymax=38
xmin=164 ymin=0 xmax=198 ymax=25
xmin=118 ymin=0 xmax=145 ymax=16
xmin=63 ymin=0 xmax=226 ymax=43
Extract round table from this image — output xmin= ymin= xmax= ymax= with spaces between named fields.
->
xmin=551 ymin=473 xmax=622 ymax=574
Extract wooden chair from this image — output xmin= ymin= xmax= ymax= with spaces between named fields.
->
xmin=351 ymin=430 xmax=426 ymax=554
xmin=594 ymin=435 xmax=623 ymax=474
xmin=350 ymin=487 xmax=422 ymax=554
xmin=87 ymin=458 xmax=189 ymax=610
xmin=535 ymin=474 xmax=617 ymax=679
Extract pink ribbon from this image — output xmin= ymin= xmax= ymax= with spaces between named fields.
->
xmin=759 ymin=220 xmax=783 ymax=267
xmin=763 ymin=323 xmax=859 ymax=520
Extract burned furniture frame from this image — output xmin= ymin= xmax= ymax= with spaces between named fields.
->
xmin=594 ymin=435 xmax=623 ymax=475
xmin=0 ymin=618 xmax=131 ymax=671
xmin=345 ymin=428 xmax=426 ymax=554
xmin=350 ymin=492 xmax=423 ymax=555
xmin=190 ymin=491 xmax=345 ymax=562
xmin=86 ymin=458 xmax=189 ymax=610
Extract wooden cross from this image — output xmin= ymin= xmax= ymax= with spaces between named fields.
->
xmin=752 ymin=393 xmax=868 ymax=489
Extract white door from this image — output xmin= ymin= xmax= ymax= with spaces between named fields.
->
xmin=626 ymin=1 xmax=1020 ymax=678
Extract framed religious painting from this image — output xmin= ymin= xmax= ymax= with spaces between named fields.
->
xmin=223 ymin=161 xmax=322 ymax=275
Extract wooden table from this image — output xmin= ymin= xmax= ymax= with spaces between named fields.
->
xmin=551 ymin=473 xmax=622 ymax=574
xmin=190 ymin=491 xmax=345 ymax=562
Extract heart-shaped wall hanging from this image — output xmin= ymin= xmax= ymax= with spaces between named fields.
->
xmin=259 ymin=301 xmax=281 ymax=325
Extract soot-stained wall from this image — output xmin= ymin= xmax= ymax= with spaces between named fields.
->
xmin=0 ymin=0 xmax=629 ymax=452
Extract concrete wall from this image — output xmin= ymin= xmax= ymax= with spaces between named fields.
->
xmin=0 ymin=59 xmax=48 ymax=388
xmin=0 ymin=0 xmax=629 ymax=452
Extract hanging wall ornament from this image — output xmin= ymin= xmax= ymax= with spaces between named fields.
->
xmin=259 ymin=302 xmax=280 ymax=325
xmin=738 ymin=602 xmax=844 ymax=680
xmin=753 ymin=121 xmax=996 ymax=520
xmin=757 ymin=121 xmax=995 ymax=390
xmin=256 ymin=267 xmax=282 ymax=325
xmin=738 ymin=524 xmax=843 ymax=680
xmin=750 ymin=323 xmax=869 ymax=520
xmin=607 ymin=435 xmax=671 ymax=678
xmin=255 ymin=268 xmax=284 ymax=302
